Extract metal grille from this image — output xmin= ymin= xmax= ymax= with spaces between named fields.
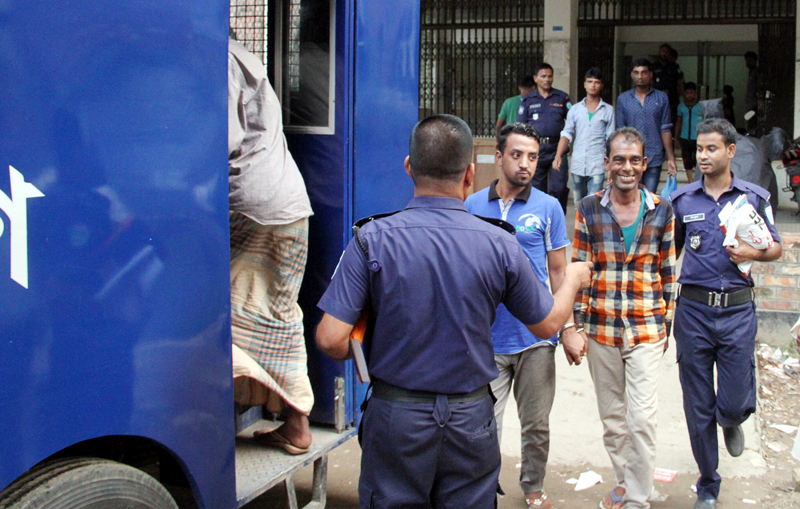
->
xmin=577 ymin=25 xmax=615 ymax=103
xmin=420 ymin=0 xmax=544 ymax=136
xmin=230 ymin=0 xmax=268 ymax=64
xmin=579 ymin=0 xmax=796 ymax=24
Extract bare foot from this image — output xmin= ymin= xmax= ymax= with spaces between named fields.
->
xmin=525 ymin=490 xmax=554 ymax=509
xmin=254 ymin=407 xmax=312 ymax=450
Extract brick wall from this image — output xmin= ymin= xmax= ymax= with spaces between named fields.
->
xmin=752 ymin=231 xmax=800 ymax=345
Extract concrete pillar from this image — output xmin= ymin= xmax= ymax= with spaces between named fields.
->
xmin=543 ymin=0 xmax=579 ymax=100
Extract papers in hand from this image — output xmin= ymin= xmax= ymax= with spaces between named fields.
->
xmin=718 ymin=194 xmax=774 ymax=276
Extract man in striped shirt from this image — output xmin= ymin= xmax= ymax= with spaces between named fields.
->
xmin=563 ymin=127 xmax=676 ymax=509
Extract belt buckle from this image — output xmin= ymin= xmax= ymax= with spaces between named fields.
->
xmin=709 ymin=291 xmax=726 ymax=307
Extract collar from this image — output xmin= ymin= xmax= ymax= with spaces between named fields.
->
xmin=530 ymin=88 xmax=563 ymax=100
xmin=600 ymin=184 xmax=656 ymax=211
xmin=629 ymin=86 xmax=655 ymax=96
xmin=695 ymin=173 xmax=746 ymax=196
xmin=578 ymin=97 xmax=609 ymax=110
xmin=487 ymin=179 xmax=532 ymax=202
xmin=405 ymin=195 xmax=468 ymax=212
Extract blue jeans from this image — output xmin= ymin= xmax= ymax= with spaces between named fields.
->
xmin=642 ymin=165 xmax=662 ymax=193
xmin=572 ymin=174 xmax=606 ymax=204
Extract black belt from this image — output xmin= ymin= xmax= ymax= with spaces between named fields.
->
xmin=680 ymin=284 xmax=754 ymax=308
xmin=372 ymin=379 xmax=488 ymax=403
xmin=539 ymin=136 xmax=557 ymax=145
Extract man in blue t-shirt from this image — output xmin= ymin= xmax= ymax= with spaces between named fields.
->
xmin=466 ymin=122 xmax=581 ymax=509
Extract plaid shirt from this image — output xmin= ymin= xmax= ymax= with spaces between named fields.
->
xmin=572 ymin=186 xmax=677 ymax=347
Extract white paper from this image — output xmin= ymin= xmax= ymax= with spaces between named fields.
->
xmin=770 ymin=424 xmax=798 ymax=434
xmin=574 ymin=470 xmax=604 ymax=491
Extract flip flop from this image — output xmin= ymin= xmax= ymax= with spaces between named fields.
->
xmin=599 ymin=488 xmax=624 ymax=509
xmin=253 ymin=429 xmax=310 ymax=455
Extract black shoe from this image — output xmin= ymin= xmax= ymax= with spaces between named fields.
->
xmin=694 ymin=498 xmax=717 ymax=509
xmin=723 ymin=425 xmax=744 ymax=457
xmin=496 ymin=482 xmax=505 ymax=496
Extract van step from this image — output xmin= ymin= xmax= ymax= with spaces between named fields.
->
xmin=234 ymin=420 xmax=357 ymax=508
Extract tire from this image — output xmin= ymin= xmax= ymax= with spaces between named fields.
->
xmin=0 ymin=457 xmax=178 ymax=509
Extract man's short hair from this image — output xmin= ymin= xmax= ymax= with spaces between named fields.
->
xmin=606 ymin=127 xmax=646 ymax=158
xmin=660 ymin=43 xmax=671 ymax=50
xmin=684 ymin=82 xmax=697 ymax=91
xmin=534 ymin=63 xmax=553 ymax=76
xmin=631 ymin=58 xmax=651 ymax=72
xmin=696 ymin=119 xmax=738 ymax=147
xmin=497 ymin=122 xmax=540 ymax=154
xmin=745 ymin=51 xmax=758 ymax=61
xmin=409 ymin=114 xmax=474 ymax=182
xmin=584 ymin=67 xmax=604 ymax=83
xmin=518 ymin=74 xmax=535 ymax=88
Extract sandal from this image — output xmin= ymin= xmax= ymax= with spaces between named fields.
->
xmin=526 ymin=491 xmax=554 ymax=509
xmin=599 ymin=487 xmax=625 ymax=509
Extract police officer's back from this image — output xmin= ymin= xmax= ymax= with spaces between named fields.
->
xmin=315 ymin=114 xmax=591 ymax=508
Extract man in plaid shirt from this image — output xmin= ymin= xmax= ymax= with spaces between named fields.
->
xmin=563 ymin=127 xmax=676 ymax=509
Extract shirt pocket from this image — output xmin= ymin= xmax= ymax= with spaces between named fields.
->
xmin=684 ymin=221 xmax=711 ymax=250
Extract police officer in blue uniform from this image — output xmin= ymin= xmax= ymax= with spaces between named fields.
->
xmin=671 ymin=119 xmax=782 ymax=509
xmin=517 ymin=63 xmax=572 ymax=213
xmin=315 ymin=114 xmax=593 ymax=509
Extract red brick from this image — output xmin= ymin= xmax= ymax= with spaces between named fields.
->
xmin=752 ymin=262 xmax=775 ymax=275
xmin=755 ymin=287 xmax=774 ymax=298
xmin=780 ymin=251 xmax=799 ymax=263
xmin=778 ymin=265 xmax=800 ymax=276
xmin=779 ymin=289 xmax=800 ymax=300
xmin=759 ymin=299 xmax=798 ymax=311
xmin=764 ymin=276 xmax=798 ymax=287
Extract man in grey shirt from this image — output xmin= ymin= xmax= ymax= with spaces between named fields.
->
xmin=554 ymin=67 xmax=615 ymax=204
xmin=228 ymin=39 xmax=315 ymax=454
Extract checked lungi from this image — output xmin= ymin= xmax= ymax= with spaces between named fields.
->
xmin=229 ymin=212 xmax=314 ymax=415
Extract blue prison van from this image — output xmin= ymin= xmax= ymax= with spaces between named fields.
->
xmin=0 ymin=0 xmax=418 ymax=507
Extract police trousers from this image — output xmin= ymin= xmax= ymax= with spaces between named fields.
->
xmin=358 ymin=387 xmax=500 ymax=508
xmin=674 ymin=297 xmax=757 ymax=501
xmin=532 ymin=143 xmax=569 ymax=213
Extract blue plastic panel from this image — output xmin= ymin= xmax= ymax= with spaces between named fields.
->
xmin=0 ymin=2 xmax=236 ymax=507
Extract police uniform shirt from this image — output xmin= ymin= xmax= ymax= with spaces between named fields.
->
xmin=516 ymin=88 xmax=571 ymax=140
xmin=317 ymin=196 xmax=554 ymax=394
xmin=672 ymin=177 xmax=780 ymax=291
xmin=465 ymin=181 xmax=569 ymax=353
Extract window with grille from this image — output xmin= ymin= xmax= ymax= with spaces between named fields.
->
xmin=230 ymin=0 xmax=335 ymax=134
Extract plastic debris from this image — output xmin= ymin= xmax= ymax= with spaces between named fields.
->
xmin=574 ymin=470 xmax=603 ymax=491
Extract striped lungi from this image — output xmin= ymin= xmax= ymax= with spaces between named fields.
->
xmin=229 ymin=212 xmax=314 ymax=415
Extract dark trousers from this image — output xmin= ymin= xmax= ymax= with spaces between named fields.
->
xmin=674 ymin=297 xmax=758 ymax=501
xmin=531 ymin=143 xmax=569 ymax=214
xmin=679 ymin=138 xmax=697 ymax=171
xmin=358 ymin=393 xmax=500 ymax=508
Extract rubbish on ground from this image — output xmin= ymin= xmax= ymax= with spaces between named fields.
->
xmin=653 ymin=468 xmax=677 ymax=482
xmin=691 ymin=485 xmax=697 ymax=493
xmin=565 ymin=478 xmax=578 ymax=485
xmin=767 ymin=441 xmax=788 ymax=453
xmin=742 ymin=499 xmax=757 ymax=504
xmin=574 ymin=470 xmax=603 ymax=491
xmin=770 ymin=424 xmax=798 ymax=435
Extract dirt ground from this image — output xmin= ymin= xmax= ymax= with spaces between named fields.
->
xmin=244 ymin=338 xmax=800 ymax=509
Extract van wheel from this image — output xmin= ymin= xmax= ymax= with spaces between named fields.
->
xmin=0 ymin=457 xmax=178 ymax=509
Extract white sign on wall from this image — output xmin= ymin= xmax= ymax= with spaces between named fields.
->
xmin=0 ymin=165 xmax=45 ymax=289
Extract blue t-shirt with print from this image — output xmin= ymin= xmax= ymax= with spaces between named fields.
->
xmin=465 ymin=181 xmax=570 ymax=353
